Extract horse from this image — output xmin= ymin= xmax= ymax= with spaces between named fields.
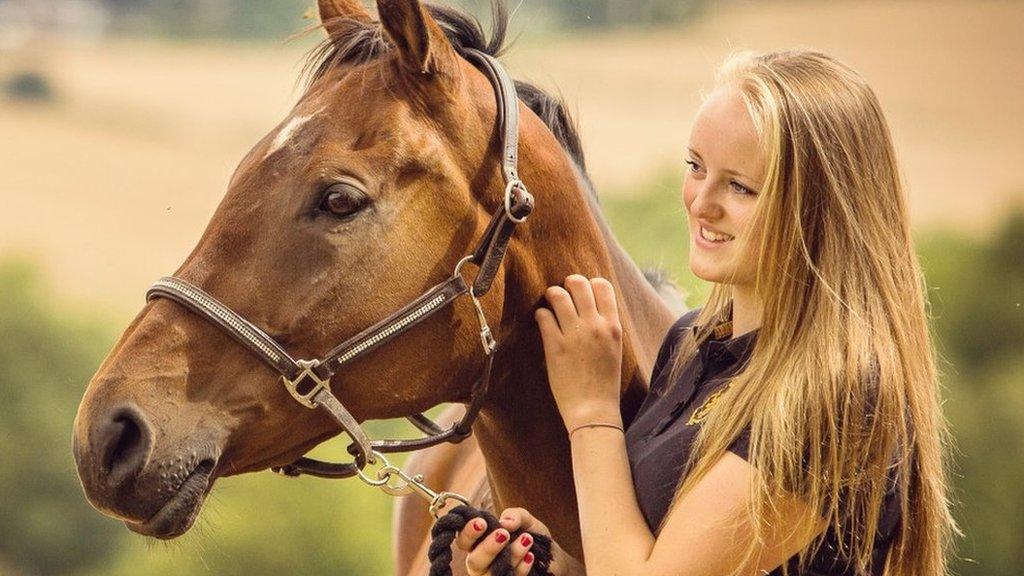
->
xmin=72 ymin=1 xmax=680 ymax=573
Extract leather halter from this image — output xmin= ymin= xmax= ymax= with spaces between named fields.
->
xmin=146 ymin=49 xmax=533 ymax=479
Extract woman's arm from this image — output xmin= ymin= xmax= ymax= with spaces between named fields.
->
xmin=571 ymin=426 xmax=819 ymax=576
xmin=467 ymin=443 xmax=816 ymax=576
xmin=540 ymin=275 xmax=821 ymax=576
xmin=459 ymin=276 xmax=820 ymax=576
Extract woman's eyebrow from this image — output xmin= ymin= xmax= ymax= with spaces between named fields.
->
xmin=688 ymin=147 xmax=754 ymax=180
xmin=722 ymin=167 xmax=753 ymax=180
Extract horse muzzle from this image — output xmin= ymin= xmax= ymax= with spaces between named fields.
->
xmin=73 ymin=399 xmax=221 ymax=539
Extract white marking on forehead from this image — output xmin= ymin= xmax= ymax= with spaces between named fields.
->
xmin=264 ymin=113 xmax=316 ymax=159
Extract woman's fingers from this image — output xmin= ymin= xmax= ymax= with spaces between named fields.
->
xmin=591 ymin=277 xmax=619 ymax=321
xmin=544 ymin=285 xmax=578 ymax=331
xmin=534 ymin=307 xmax=560 ymax=344
xmin=456 ymin=509 xmax=549 ymax=575
xmin=563 ymin=274 xmax=598 ymax=319
xmin=515 ymin=551 xmax=536 ymax=576
xmin=540 ymin=276 xmax=618 ymax=335
xmin=510 ymin=532 xmax=536 ymax=575
xmin=498 ymin=507 xmax=549 ymax=536
xmin=465 ymin=528 xmax=511 ymax=576
xmin=455 ymin=517 xmax=489 ymax=552
xmin=499 ymin=507 xmax=542 ymax=573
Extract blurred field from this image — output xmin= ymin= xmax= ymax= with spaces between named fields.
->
xmin=1 ymin=0 xmax=1022 ymax=318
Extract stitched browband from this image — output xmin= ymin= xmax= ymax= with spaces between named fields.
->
xmin=146 ymin=48 xmax=533 ymax=479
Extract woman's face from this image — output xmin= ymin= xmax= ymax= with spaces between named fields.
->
xmin=683 ymin=87 xmax=765 ymax=288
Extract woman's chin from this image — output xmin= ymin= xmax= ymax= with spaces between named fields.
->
xmin=689 ymin=264 xmax=755 ymax=289
xmin=689 ymin=261 xmax=726 ymax=284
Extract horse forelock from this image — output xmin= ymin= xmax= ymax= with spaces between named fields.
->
xmin=300 ymin=0 xmax=594 ymax=199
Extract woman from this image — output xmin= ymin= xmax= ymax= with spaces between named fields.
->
xmin=454 ymin=50 xmax=956 ymax=576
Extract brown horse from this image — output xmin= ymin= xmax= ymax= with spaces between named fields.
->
xmin=72 ymin=0 xmax=680 ymax=573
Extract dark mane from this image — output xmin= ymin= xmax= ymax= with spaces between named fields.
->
xmin=303 ymin=0 xmax=590 ymax=177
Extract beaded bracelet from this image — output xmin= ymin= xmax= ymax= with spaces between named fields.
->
xmin=568 ymin=422 xmax=625 ymax=439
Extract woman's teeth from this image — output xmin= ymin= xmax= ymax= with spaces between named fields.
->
xmin=700 ymin=226 xmax=734 ymax=243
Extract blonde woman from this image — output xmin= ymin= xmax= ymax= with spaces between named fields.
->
xmin=454 ymin=50 xmax=957 ymax=576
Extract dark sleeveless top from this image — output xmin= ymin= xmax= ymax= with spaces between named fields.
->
xmin=625 ymin=308 xmax=902 ymax=575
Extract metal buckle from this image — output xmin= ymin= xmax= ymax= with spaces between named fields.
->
xmin=454 ymin=256 xmax=497 ymax=355
xmin=469 ymin=287 xmax=497 ymax=355
xmin=281 ymin=359 xmax=330 ymax=409
xmin=503 ymin=179 xmax=529 ymax=224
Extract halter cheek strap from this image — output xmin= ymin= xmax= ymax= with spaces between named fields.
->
xmin=146 ymin=48 xmax=532 ymax=478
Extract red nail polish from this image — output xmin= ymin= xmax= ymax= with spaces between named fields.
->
xmin=472 ymin=520 xmax=484 ymax=531
xmin=520 ymin=534 xmax=532 ymax=546
xmin=525 ymin=552 xmax=534 ymax=564
xmin=495 ymin=531 xmax=508 ymax=543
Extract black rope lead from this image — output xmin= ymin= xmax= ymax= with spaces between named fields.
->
xmin=429 ymin=504 xmax=555 ymax=576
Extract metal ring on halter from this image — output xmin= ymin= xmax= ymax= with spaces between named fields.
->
xmin=355 ymin=450 xmax=391 ymax=487
xmin=453 ymin=254 xmax=476 ymax=278
xmin=503 ymin=179 xmax=529 ymax=224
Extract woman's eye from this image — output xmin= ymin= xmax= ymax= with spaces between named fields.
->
xmin=685 ymin=160 xmax=702 ymax=173
xmin=319 ymin=183 xmax=369 ymax=218
xmin=730 ymin=181 xmax=756 ymax=196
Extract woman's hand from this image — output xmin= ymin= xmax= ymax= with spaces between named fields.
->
xmin=456 ymin=507 xmax=578 ymax=576
xmin=535 ymin=274 xmax=624 ymax=431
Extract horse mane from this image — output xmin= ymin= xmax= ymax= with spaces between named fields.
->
xmin=302 ymin=0 xmax=591 ymax=180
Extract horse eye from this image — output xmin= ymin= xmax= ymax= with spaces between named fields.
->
xmin=319 ymin=183 xmax=368 ymax=219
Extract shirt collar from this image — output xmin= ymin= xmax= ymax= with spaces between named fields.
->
xmin=692 ymin=300 xmax=758 ymax=362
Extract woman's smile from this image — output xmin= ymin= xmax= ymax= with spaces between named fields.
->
xmin=695 ymin=225 xmax=735 ymax=248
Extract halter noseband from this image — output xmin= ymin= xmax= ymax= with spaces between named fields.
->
xmin=146 ymin=49 xmax=533 ymax=479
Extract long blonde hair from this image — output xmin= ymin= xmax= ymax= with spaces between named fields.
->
xmin=662 ymin=50 xmax=957 ymax=575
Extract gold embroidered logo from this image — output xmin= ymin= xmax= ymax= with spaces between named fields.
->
xmin=687 ymin=385 xmax=730 ymax=425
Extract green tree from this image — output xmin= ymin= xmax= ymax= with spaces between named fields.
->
xmin=0 ymin=260 xmax=124 ymax=575
xmin=918 ymin=209 xmax=1024 ymax=576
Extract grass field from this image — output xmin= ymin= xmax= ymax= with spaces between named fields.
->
xmin=0 ymin=0 xmax=1021 ymax=317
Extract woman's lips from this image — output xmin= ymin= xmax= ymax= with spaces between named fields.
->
xmin=695 ymin=225 xmax=734 ymax=249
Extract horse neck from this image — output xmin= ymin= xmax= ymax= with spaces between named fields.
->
xmin=471 ymin=154 xmax=678 ymax=559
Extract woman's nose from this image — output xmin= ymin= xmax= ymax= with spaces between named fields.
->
xmin=688 ymin=181 xmax=722 ymax=220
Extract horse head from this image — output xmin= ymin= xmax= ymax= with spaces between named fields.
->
xmin=73 ymin=1 xmax=679 ymax=556
xmin=73 ymin=0 xmax=559 ymax=539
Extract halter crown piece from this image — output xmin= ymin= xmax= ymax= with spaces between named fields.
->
xmin=145 ymin=49 xmax=532 ymax=480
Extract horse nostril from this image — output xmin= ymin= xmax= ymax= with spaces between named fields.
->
xmin=98 ymin=406 xmax=153 ymax=488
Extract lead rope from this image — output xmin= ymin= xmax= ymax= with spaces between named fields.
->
xmin=354 ymin=451 xmax=555 ymax=575
xmin=429 ymin=505 xmax=555 ymax=576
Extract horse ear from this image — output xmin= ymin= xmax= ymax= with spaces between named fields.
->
xmin=376 ymin=0 xmax=457 ymax=77
xmin=319 ymin=0 xmax=372 ymax=37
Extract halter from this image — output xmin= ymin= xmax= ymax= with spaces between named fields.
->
xmin=146 ymin=48 xmax=532 ymax=480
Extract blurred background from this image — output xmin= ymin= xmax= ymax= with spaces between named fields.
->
xmin=0 ymin=0 xmax=1021 ymax=574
